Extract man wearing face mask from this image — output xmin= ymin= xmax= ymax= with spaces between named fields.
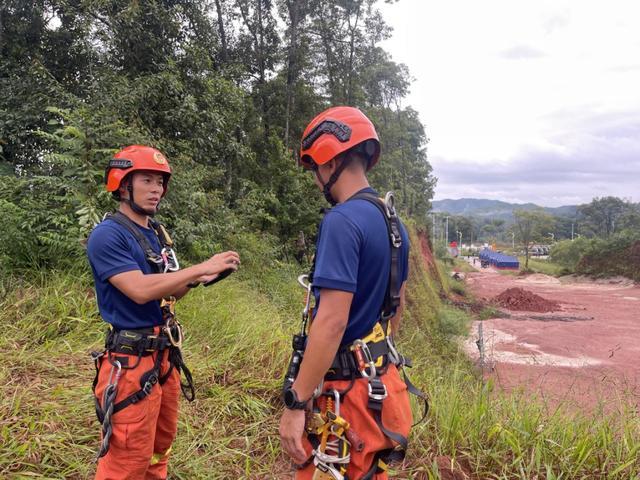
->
xmin=87 ymin=145 xmax=240 ymax=479
xmin=279 ymin=108 xmax=423 ymax=479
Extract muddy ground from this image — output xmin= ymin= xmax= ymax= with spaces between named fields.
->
xmin=462 ymin=262 xmax=640 ymax=410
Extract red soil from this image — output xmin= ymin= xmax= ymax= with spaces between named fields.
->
xmin=493 ymin=287 xmax=560 ymax=312
xmin=417 ymin=229 xmax=437 ymax=274
xmin=462 ymin=263 xmax=640 ymax=410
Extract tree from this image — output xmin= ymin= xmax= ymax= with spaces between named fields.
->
xmin=449 ymin=215 xmax=475 ymax=244
xmin=1 ymin=0 xmax=437 ymax=269
xmin=577 ymin=196 xmax=638 ymax=238
xmin=513 ymin=210 xmax=556 ymax=269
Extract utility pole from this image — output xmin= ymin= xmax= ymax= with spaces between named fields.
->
xmin=571 ymin=222 xmax=574 ymax=241
xmin=430 ymin=213 xmax=436 ymax=242
xmin=511 ymin=231 xmax=515 ymax=250
xmin=445 ymin=216 xmax=449 ymax=244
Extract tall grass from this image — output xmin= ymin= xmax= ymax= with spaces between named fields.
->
xmin=1 ymin=227 xmax=638 ymax=478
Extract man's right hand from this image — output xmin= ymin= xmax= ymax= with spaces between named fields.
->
xmin=199 ymin=251 xmax=240 ymax=276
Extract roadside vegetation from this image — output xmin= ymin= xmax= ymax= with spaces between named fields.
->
xmin=517 ymin=257 xmax=565 ymax=277
xmin=2 ymin=227 xmax=639 ymax=479
xmin=551 ymin=231 xmax=640 ymax=281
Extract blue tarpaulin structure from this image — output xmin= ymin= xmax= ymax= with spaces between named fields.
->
xmin=479 ymin=249 xmax=519 ymax=269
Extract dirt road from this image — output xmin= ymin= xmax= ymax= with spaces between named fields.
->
xmin=463 ymin=263 xmax=640 ymax=409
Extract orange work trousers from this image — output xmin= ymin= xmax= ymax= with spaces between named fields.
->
xmin=94 ymin=347 xmax=180 ymax=480
xmin=296 ymin=365 xmax=413 ymax=480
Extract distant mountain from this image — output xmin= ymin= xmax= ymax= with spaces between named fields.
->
xmin=432 ymin=198 xmax=578 ymax=220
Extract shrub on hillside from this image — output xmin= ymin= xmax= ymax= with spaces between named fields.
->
xmin=575 ymin=230 xmax=640 ymax=281
xmin=0 ymin=177 xmax=86 ymax=270
xmin=549 ymin=237 xmax=591 ymax=271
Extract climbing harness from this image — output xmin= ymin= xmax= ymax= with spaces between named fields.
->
xmin=90 ymin=323 xmax=196 ymax=459
xmin=284 ymin=191 xmax=429 ymax=478
xmin=102 ymin=211 xmax=179 ymax=274
xmin=90 ymin=212 xmax=195 ymax=460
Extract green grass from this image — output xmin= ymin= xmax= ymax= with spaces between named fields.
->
xmin=478 ymin=306 xmax=503 ymax=320
xmin=452 ymin=257 xmax=477 ymax=273
xmin=436 ymin=306 xmax=471 ymax=337
xmin=518 ymin=257 xmax=565 ymax=277
xmin=1 ymin=228 xmax=639 ymax=479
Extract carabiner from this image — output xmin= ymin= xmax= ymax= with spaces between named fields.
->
xmin=107 ymin=359 xmax=122 ymax=387
xmin=383 ymin=191 xmax=397 ymax=218
xmin=298 ymin=274 xmax=314 ymax=330
xmin=297 ymin=274 xmax=311 ymax=290
xmin=332 ymin=389 xmax=340 ymax=418
xmin=165 ymin=321 xmax=183 ymax=349
xmin=351 ymin=339 xmax=377 ymax=379
xmin=386 ymin=335 xmax=401 ymax=366
xmin=312 ymin=379 xmax=324 ymax=399
xmin=161 ymin=247 xmax=180 ymax=273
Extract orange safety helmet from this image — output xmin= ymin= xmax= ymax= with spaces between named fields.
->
xmin=105 ymin=145 xmax=172 ymax=197
xmin=299 ymin=106 xmax=380 ymax=170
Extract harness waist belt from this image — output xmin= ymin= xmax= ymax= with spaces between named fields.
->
xmin=106 ymin=327 xmax=172 ymax=356
xmin=325 ymin=338 xmax=391 ymax=381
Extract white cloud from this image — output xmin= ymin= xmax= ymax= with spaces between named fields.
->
xmin=380 ymin=0 xmax=640 ymax=205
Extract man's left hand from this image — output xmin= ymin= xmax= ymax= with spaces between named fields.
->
xmin=279 ymin=408 xmax=307 ymax=464
xmin=196 ymin=273 xmax=219 ymax=284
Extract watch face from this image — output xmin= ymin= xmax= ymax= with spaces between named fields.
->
xmin=284 ymin=388 xmax=296 ymax=408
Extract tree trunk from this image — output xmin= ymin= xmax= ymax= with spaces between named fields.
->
xmin=345 ymin=1 xmax=362 ymax=105
xmin=284 ymin=0 xmax=302 ymax=147
xmin=213 ymin=0 xmax=228 ymax=63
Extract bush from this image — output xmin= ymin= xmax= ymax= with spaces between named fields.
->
xmin=0 ymin=177 xmax=87 ymax=270
xmin=576 ymin=230 xmax=640 ymax=281
xmin=549 ymin=237 xmax=591 ymax=271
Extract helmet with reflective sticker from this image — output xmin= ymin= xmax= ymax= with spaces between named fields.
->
xmin=105 ymin=145 xmax=172 ymax=196
xmin=299 ymin=106 xmax=380 ymax=170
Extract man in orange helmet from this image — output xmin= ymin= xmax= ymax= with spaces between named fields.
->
xmin=280 ymin=107 xmax=421 ymax=479
xmin=87 ymin=145 xmax=240 ymax=479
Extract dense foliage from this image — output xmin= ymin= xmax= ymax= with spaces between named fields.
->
xmin=550 ymin=231 xmax=640 ymax=280
xmin=0 ymin=0 xmax=436 ymax=270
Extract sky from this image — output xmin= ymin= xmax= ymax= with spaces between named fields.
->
xmin=380 ymin=0 xmax=640 ymax=207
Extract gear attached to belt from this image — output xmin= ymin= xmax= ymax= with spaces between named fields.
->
xmin=90 ymin=324 xmax=195 ymax=460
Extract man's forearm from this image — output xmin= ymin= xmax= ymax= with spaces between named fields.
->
xmin=292 ymin=318 xmax=346 ymax=401
xmin=110 ymin=265 xmax=206 ymax=304
xmin=134 ymin=265 xmax=208 ymax=302
xmin=172 ymin=284 xmax=191 ymax=301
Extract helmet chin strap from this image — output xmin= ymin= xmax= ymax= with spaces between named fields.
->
xmin=317 ymin=157 xmax=352 ymax=206
xmin=126 ymin=184 xmax=158 ymax=217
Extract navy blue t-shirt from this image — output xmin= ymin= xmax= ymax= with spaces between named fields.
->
xmin=87 ymin=218 xmax=164 ymax=330
xmin=312 ymin=188 xmax=410 ymax=345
